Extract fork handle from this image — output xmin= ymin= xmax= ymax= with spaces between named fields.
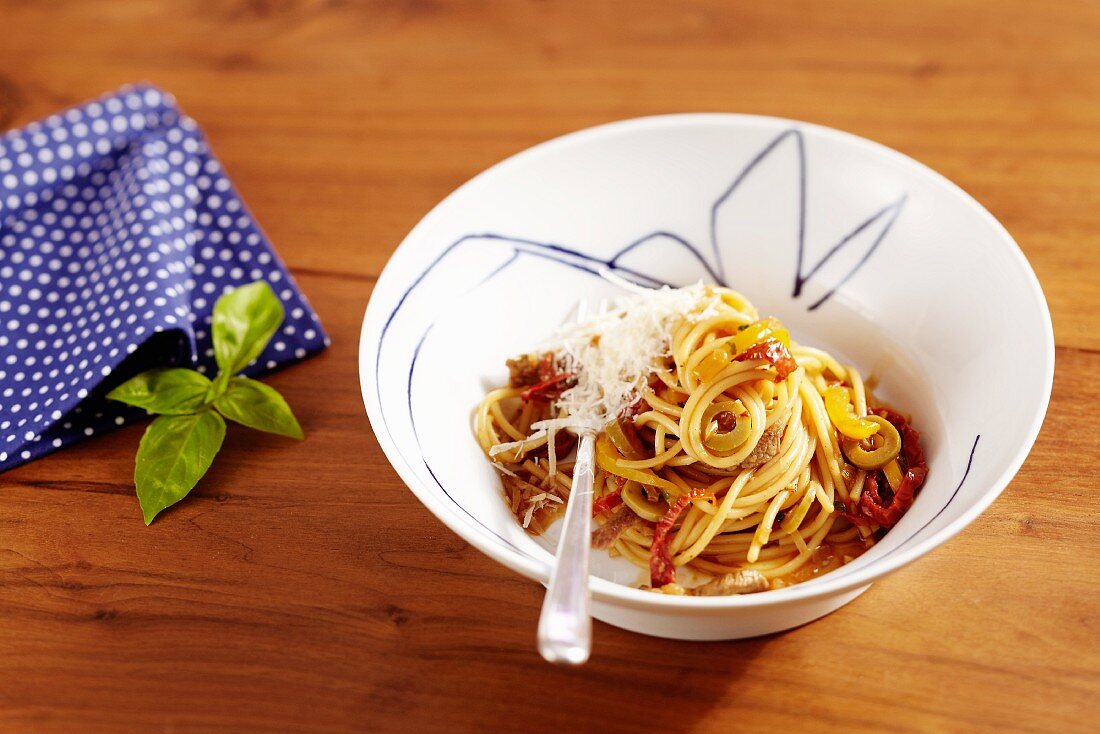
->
xmin=537 ymin=431 xmax=596 ymax=666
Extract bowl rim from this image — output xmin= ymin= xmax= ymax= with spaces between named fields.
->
xmin=359 ymin=112 xmax=1055 ymax=610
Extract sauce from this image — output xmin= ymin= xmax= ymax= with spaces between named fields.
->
xmin=773 ymin=540 xmax=871 ymax=587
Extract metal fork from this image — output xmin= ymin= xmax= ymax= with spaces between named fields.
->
xmin=536 ymin=297 xmax=606 ymax=666
xmin=536 ymin=429 xmax=597 ymax=665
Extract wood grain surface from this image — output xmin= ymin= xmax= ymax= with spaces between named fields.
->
xmin=1 ymin=1 xmax=1098 ymax=732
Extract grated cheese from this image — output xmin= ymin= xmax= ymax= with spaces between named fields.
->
xmin=488 ymin=429 xmax=547 ymax=458
xmin=489 ymin=462 xmax=519 ymax=478
xmin=492 ymin=282 xmax=720 ymax=483
xmin=521 ymin=491 xmax=565 ymax=529
xmin=545 ymin=281 xmax=719 ymax=432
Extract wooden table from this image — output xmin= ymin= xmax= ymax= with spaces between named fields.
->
xmin=2 ymin=1 xmax=1097 ymax=731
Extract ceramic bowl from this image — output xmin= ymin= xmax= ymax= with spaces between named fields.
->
xmin=359 ymin=114 xmax=1053 ymax=640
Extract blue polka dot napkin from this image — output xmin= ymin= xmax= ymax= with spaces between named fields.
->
xmin=0 ymin=83 xmax=329 ymax=472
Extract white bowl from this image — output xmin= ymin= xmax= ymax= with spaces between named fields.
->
xmin=359 ymin=114 xmax=1053 ymax=640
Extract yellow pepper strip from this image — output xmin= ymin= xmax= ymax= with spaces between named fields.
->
xmin=694 ymin=345 xmax=732 ymax=382
xmin=823 ymin=386 xmax=881 ymax=440
xmin=693 ymin=319 xmax=793 ymax=382
xmin=731 ymin=317 xmax=791 ymax=356
xmin=595 ymin=434 xmax=681 ymax=495
xmin=882 ymin=458 xmax=904 ymax=492
xmin=605 ymin=418 xmax=644 ymax=460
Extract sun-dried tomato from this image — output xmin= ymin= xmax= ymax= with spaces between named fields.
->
xmin=592 ymin=490 xmax=623 ymax=517
xmin=734 ymin=338 xmax=798 ymax=381
xmin=843 ymin=408 xmax=928 ymax=528
xmin=650 ymin=489 xmax=708 ymax=586
xmin=520 ymin=371 xmax=577 ymax=402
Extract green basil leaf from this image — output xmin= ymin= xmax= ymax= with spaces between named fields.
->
xmin=212 ymin=280 xmax=285 ymax=375
xmin=214 ymin=376 xmax=303 ymax=440
xmin=107 ymin=368 xmax=214 ymax=415
xmin=135 ymin=410 xmax=226 ymax=525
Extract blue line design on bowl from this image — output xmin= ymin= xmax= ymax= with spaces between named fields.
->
xmin=407 ymin=322 xmax=546 ymax=562
xmin=883 ymin=434 xmax=981 ymax=556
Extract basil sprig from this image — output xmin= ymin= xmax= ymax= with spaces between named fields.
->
xmin=108 ymin=281 xmax=304 ymax=524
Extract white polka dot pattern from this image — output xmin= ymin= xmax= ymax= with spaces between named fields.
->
xmin=0 ymin=84 xmax=329 ymax=472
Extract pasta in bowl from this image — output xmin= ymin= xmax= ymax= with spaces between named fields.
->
xmin=476 ymin=284 xmax=928 ymax=597
xmin=360 ymin=113 xmax=1053 ymax=639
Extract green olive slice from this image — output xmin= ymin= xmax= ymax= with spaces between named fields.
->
xmin=702 ymin=400 xmax=752 ymax=453
xmin=841 ymin=415 xmax=901 ymax=470
xmin=621 ymin=480 xmax=668 ymax=523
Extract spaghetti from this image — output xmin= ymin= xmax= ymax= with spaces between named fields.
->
xmin=474 ymin=284 xmax=927 ymax=595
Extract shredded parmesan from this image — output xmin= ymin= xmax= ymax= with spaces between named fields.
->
xmin=528 ymin=416 xmax=579 ymax=479
xmin=488 ymin=429 xmax=547 ymax=458
xmin=527 ymin=492 xmax=563 ymax=505
xmin=492 ymin=282 xmax=720 ymax=483
xmin=490 ymin=462 xmax=519 ymax=478
xmin=521 ymin=491 xmax=565 ymax=529
xmin=546 ymin=281 xmax=719 ymax=431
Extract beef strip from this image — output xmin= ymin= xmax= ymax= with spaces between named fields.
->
xmin=737 ymin=422 xmax=783 ymax=469
xmin=686 ymin=569 xmax=771 ymax=596
xmin=591 ymin=504 xmax=643 ymax=550
xmin=506 ymin=354 xmax=542 ymax=387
